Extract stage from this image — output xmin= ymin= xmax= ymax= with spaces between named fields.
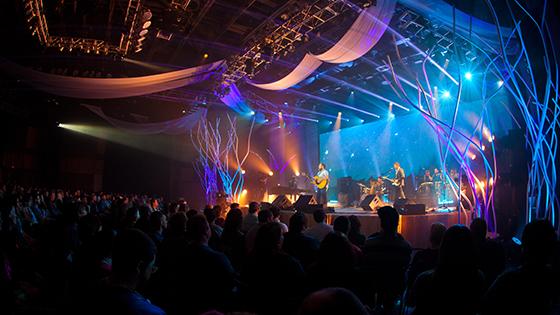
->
xmin=279 ymin=207 xmax=469 ymax=249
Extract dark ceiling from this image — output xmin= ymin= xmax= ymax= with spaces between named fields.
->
xmin=0 ymin=0 xmax=550 ymax=131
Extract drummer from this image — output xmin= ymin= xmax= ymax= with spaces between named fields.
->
xmin=423 ymin=169 xmax=433 ymax=183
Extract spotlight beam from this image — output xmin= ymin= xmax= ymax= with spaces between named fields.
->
xmin=290 ymin=90 xmax=380 ymax=118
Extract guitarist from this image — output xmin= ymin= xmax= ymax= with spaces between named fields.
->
xmin=393 ymin=162 xmax=406 ymax=200
xmin=315 ymin=163 xmax=330 ymax=206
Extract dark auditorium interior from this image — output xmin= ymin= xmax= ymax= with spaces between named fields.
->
xmin=0 ymin=0 xmax=559 ymax=314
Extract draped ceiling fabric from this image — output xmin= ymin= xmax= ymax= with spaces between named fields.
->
xmin=1 ymin=59 xmax=224 ymax=99
xmin=83 ymin=104 xmax=207 ymax=135
xmin=248 ymin=0 xmax=396 ymax=91
xmin=219 ymin=83 xmax=253 ymax=114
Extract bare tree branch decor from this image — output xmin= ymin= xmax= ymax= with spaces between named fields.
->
xmin=191 ymin=115 xmax=255 ymax=204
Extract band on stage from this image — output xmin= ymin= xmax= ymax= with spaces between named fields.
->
xmin=311 ymin=161 xmax=460 ymax=211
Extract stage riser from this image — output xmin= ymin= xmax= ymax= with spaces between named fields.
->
xmin=279 ymin=210 xmax=468 ymax=249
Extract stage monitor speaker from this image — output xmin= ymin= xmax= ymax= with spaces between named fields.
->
xmin=293 ymin=194 xmax=319 ymax=212
xmin=393 ymin=198 xmax=409 ymax=210
xmin=271 ymin=195 xmax=293 ymax=210
xmin=360 ymin=194 xmax=376 ymax=211
xmin=397 ymin=203 xmax=426 ymax=215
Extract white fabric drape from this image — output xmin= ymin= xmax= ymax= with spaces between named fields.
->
xmin=312 ymin=0 xmax=396 ymax=63
xmin=248 ymin=0 xmax=396 ymax=91
xmin=1 ymin=59 xmax=224 ymax=99
xmin=83 ymin=104 xmax=207 ymax=135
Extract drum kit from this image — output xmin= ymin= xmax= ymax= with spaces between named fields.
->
xmin=357 ymin=182 xmax=389 ymax=209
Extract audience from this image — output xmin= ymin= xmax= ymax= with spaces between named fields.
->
xmin=245 ymin=208 xmax=273 ymax=254
xmin=409 ymin=225 xmax=485 ymax=315
xmin=348 ymin=215 xmax=366 ymax=247
xmin=242 ymin=201 xmax=259 ymax=233
xmin=241 ymin=222 xmax=305 ymax=314
xmin=362 ymin=206 xmax=411 ymax=312
xmin=298 ymin=287 xmax=369 ymax=315
xmin=0 ymin=183 xmax=557 ymax=315
xmin=271 ymin=206 xmax=289 ymax=233
xmin=305 ymin=209 xmax=333 ymax=242
xmin=282 ymin=211 xmax=319 ymax=269
xmin=407 ymin=222 xmax=446 ymax=288
xmin=92 ymin=228 xmax=164 ymax=315
xmin=220 ymin=208 xmax=246 ymax=271
xmin=482 ymin=220 xmax=560 ymax=315
xmin=470 ymin=218 xmax=506 ymax=288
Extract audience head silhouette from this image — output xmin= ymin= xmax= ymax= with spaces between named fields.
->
xmin=377 ymin=206 xmax=399 ymax=234
xmin=429 ymin=222 xmax=446 ymax=248
xmin=298 ymin=287 xmax=369 ymax=315
xmin=438 ymin=224 xmax=477 ymax=271
xmin=289 ymin=211 xmax=308 ymax=233
xmin=254 ymin=222 xmax=283 ymax=255
xmin=470 ymin=218 xmax=488 ymax=242
xmin=186 ymin=214 xmax=211 ymax=244
xmin=111 ymin=228 xmax=157 ymax=287
xmin=313 ymin=209 xmax=326 ymax=223
xmin=521 ymin=219 xmax=557 ymax=265
xmin=257 ymin=209 xmax=273 ymax=224
xmin=333 ymin=216 xmax=350 ymax=234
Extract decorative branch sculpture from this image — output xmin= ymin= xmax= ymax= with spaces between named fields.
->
xmin=191 ymin=115 xmax=255 ymax=204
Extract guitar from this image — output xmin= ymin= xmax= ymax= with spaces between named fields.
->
xmin=382 ymin=176 xmax=403 ymax=187
xmin=304 ymin=173 xmax=329 ymax=189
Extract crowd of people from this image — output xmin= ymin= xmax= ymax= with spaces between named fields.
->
xmin=1 ymin=183 xmax=559 ymax=315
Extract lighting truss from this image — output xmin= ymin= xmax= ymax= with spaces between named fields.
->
xmin=23 ymin=0 xmax=150 ymax=56
xmin=221 ymin=0 xmax=351 ymax=86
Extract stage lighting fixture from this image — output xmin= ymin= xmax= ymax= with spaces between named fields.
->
xmin=360 ymin=119 xmax=365 ymax=123
xmin=350 ymin=90 xmax=354 ymax=94
xmin=328 ymin=121 xmax=333 ymax=125
xmin=264 ymin=119 xmax=269 ymax=123
xmin=241 ymin=169 xmax=246 ymax=175
xmin=284 ymin=102 xmax=288 ymax=105
xmin=442 ymin=90 xmax=451 ymax=99
xmin=337 ymin=112 xmax=342 ymax=116
xmin=497 ymin=80 xmax=504 ymax=87
xmin=249 ymin=110 xmax=255 ymax=116
xmin=295 ymin=171 xmax=300 ymax=176
xmin=388 ymin=112 xmax=395 ymax=120
xmin=56 ymin=122 xmax=61 ymax=127
xmin=242 ymin=189 xmax=248 ymax=195
xmin=203 ymin=53 xmax=209 ymax=59
xmin=268 ymin=171 xmax=274 ymax=176
xmin=465 ymin=72 xmax=472 ymax=80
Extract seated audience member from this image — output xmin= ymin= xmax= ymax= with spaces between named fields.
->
xmin=407 ymin=222 xmax=446 ymax=288
xmin=220 ymin=208 xmax=246 ymax=271
xmin=241 ymin=222 xmax=305 ymax=314
xmin=147 ymin=211 xmax=167 ymax=247
xmin=204 ymin=206 xmax=223 ymax=250
xmin=470 ymin=218 xmax=506 ymax=288
xmin=158 ymin=212 xmax=187 ymax=271
xmin=282 ymin=212 xmax=319 ymax=269
xmin=92 ymin=228 xmax=164 ymax=315
xmin=362 ymin=206 xmax=411 ymax=311
xmin=299 ymin=287 xmax=369 ymax=315
xmin=185 ymin=209 xmax=198 ymax=219
xmin=333 ymin=216 xmax=362 ymax=260
xmin=348 ymin=215 xmax=366 ymax=247
xmin=230 ymin=203 xmax=241 ymax=211
xmin=245 ymin=209 xmax=273 ymax=254
xmin=482 ymin=220 xmax=560 ymax=315
xmin=409 ymin=225 xmax=485 ymax=315
xmin=308 ymin=232 xmax=365 ymax=299
xmin=305 ymin=209 xmax=333 ymax=242
xmin=271 ymin=206 xmax=289 ymax=233
xmin=242 ymin=201 xmax=260 ymax=233
xmin=120 ymin=207 xmax=140 ymax=230
xmin=156 ymin=215 xmax=235 ymax=315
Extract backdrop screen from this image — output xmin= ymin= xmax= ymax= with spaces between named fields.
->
xmin=319 ymin=114 xmax=443 ymax=200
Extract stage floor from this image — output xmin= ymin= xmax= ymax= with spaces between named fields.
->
xmin=279 ymin=207 xmax=469 ymax=249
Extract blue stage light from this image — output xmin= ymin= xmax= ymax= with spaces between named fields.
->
xmin=465 ymin=72 xmax=472 ymax=80
xmin=328 ymin=121 xmax=333 ymax=125
xmin=497 ymin=80 xmax=504 ymax=87
xmin=442 ymin=90 xmax=451 ymax=99
xmin=388 ymin=112 xmax=395 ymax=120
xmin=249 ymin=111 xmax=255 ymax=116
xmin=360 ymin=119 xmax=364 ymax=123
